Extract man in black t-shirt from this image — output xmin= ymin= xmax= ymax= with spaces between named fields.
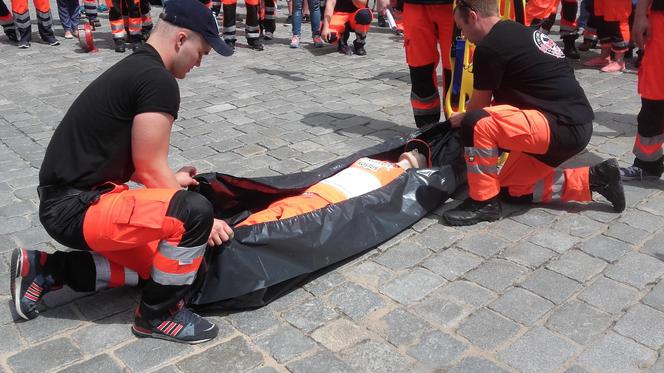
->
xmin=442 ymin=0 xmax=625 ymax=226
xmin=10 ymin=0 xmax=236 ymax=345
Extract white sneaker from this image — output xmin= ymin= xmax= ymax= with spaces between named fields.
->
xmin=290 ymin=35 xmax=300 ymax=48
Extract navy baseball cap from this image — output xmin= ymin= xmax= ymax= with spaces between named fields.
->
xmin=162 ymin=0 xmax=233 ymax=56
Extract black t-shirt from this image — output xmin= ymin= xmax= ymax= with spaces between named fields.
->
xmin=334 ymin=0 xmax=363 ymax=13
xmin=39 ymin=44 xmax=180 ymax=189
xmin=653 ymin=0 xmax=663 ymax=11
xmin=473 ymin=20 xmax=594 ymax=125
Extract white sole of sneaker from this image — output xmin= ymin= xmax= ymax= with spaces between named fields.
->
xmin=131 ymin=325 xmax=215 ymax=345
xmin=10 ymin=248 xmax=29 ymax=320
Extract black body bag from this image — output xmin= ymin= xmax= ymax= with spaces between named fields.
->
xmin=188 ymin=122 xmax=465 ymax=310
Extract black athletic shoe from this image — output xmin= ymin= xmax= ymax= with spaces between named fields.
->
xmin=114 ymin=39 xmax=126 ymax=53
xmin=443 ymin=197 xmax=502 ymax=226
xmin=353 ymin=43 xmax=366 ymax=56
xmin=5 ymin=29 xmax=17 ymax=42
xmin=247 ymin=39 xmax=264 ymax=51
xmin=132 ymin=300 xmax=219 ymax=344
xmin=285 ymin=15 xmax=292 ymax=24
xmin=620 ymin=165 xmax=662 ymax=182
xmin=10 ymin=248 xmax=56 ymax=320
xmin=377 ymin=14 xmax=387 ymax=27
xmin=590 ymin=158 xmax=626 ymax=212
xmin=225 ymin=39 xmax=236 ymax=49
xmin=562 ymin=36 xmax=580 ymax=60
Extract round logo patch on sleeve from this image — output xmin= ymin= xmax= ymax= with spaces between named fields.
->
xmin=532 ymin=31 xmax=565 ymax=59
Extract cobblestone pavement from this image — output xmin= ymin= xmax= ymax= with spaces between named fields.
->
xmin=0 ymin=2 xmax=661 ymax=372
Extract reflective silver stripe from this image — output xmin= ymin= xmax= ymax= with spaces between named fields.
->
xmin=412 ymin=107 xmax=440 ymax=116
xmin=39 ymin=19 xmax=53 ymax=27
xmin=533 ymin=179 xmax=544 ymax=202
xmin=13 ymin=12 xmax=29 ymax=20
xmin=264 ymin=6 xmax=275 ymax=11
xmin=410 ymin=91 xmax=439 ymax=103
xmin=92 ymin=253 xmax=111 ymax=291
xmin=36 ymin=11 xmax=51 ymax=18
xmin=465 ymin=147 xmax=499 ymax=159
xmin=224 ymin=35 xmax=237 ymax=41
xmin=467 ymin=163 xmax=498 ymax=175
xmin=129 ymin=29 xmax=142 ymax=35
xmin=223 ymin=25 xmax=236 ymax=33
xmin=112 ymin=32 xmax=127 ymax=39
xmin=634 ymin=146 xmax=663 ymax=161
xmin=124 ymin=268 xmax=139 ymax=286
xmin=246 ymin=25 xmax=260 ymax=31
xmin=151 ymin=267 xmax=197 ymax=285
xmin=637 ymin=133 xmax=664 ymax=146
xmin=158 ymin=241 xmax=206 ymax=263
xmin=246 ymin=32 xmax=260 ymax=38
xmin=111 ymin=24 xmax=125 ymax=31
xmin=264 ymin=15 xmax=276 ymax=19
xmin=551 ymin=168 xmax=564 ymax=200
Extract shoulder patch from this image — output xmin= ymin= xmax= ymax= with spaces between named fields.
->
xmin=532 ymin=31 xmax=565 ymax=59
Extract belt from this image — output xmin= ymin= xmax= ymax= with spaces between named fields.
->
xmin=37 ymin=185 xmax=89 ymax=202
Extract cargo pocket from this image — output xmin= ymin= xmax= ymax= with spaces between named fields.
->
xmin=113 ymin=195 xmax=168 ymax=229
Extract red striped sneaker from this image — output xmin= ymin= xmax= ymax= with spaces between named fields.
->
xmin=10 ymin=248 xmax=56 ymax=320
xmin=132 ymin=300 xmax=218 ymax=344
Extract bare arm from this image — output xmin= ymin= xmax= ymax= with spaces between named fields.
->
xmin=131 ymin=112 xmax=181 ymax=189
xmin=321 ymin=0 xmax=337 ymax=42
xmin=633 ymin=0 xmax=653 ymax=49
xmin=449 ymin=89 xmax=493 ymax=128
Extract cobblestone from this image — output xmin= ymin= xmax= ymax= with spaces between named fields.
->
xmin=576 ymin=332 xmax=655 ymax=373
xmin=457 ymin=308 xmax=520 ymax=350
xmin=407 ymin=330 xmax=467 ymax=370
xmin=614 ymin=304 xmax=664 ymax=349
xmin=521 ymin=269 xmax=582 ymax=304
xmin=546 ymin=300 xmax=612 ymax=344
xmin=498 ymin=327 xmax=578 ymax=373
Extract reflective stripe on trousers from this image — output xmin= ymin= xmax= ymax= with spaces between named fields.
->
xmin=151 ymin=242 xmax=207 ymax=286
xmin=634 ymin=133 xmax=664 ymax=162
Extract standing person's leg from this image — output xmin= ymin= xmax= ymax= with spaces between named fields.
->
xmin=108 ymin=0 xmax=127 ymax=52
xmin=139 ymin=0 xmax=151 ymax=40
xmin=126 ymin=0 xmax=142 ymax=48
xmin=600 ymin=0 xmax=631 ymax=72
xmin=526 ymin=0 xmax=555 ymax=27
xmin=56 ymin=0 xmax=73 ymax=36
xmin=245 ymin=0 xmax=264 ymax=49
xmin=222 ymin=0 xmax=237 ymax=47
xmin=403 ymin=3 xmax=441 ymax=127
xmin=83 ymin=0 xmax=100 ymax=27
xmin=263 ymin=0 xmax=276 ymax=38
xmin=623 ymin=12 xmax=664 ymax=179
xmin=560 ymin=0 xmax=580 ymax=59
xmin=33 ymin=0 xmax=59 ymax=44
xmin=11 ymin=0 xmax=32 ymax=47
xmin=579 ymin=0 xmax=598 ymax=50
xmin=290 ymin=0 xmax=303 ymax=46
xmin=309 ymin=0 xmax=322 ymax=46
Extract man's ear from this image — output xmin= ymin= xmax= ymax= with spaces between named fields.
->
xmin=176 ymin=31 xmax=187 ymax=50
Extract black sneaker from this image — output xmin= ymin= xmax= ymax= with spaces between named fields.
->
xmin=562 ymin=36 xmax=580 ymax=60
xmin=377 ymin=14 xmax=387 ymax=27
xmin=338 ymin=41 xmax=352 ymax=55
xmin=225 ymin=39 xmax=236 ymax=49
xmin=17 ymin=41 xmax=29 ymax=49
xmin=10 ymin=248 xmax=57 ymax=320
xmin=303 ymin=14 xmax=310 ymax=23
xmin=620 ymin=165 xmax=661 ymax=182
xmin=353 ymin=42 xmax=366 ymax=56
xmin=590 ymin=158 xmax=626 ymax=212
xmin=114 ymin=38 xmax=126 ymax=53
xmin=443 ymin=197 xmax=502 ymax=226
xmin=285 ymin=15 xmax=292 ymax=24
xmin=132 ymin=300 xmax=219 ymax=344
xmin=5 ymin=29 xmax=17 ymax=42
xmin=248 ymin=39 xmax=264 ymax=51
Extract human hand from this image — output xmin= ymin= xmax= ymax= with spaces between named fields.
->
xmin=175 ymin=166 xmax=199 ymax=188
xmin=632 ymin=14 xmax=650 ymax=50
xmin=208 ymin=218 xmax=234 ymax=246
xmin=321 ymin=25 xmax=331 ymax=42
xmin=449 ymin=112 xmax=465 ymax=128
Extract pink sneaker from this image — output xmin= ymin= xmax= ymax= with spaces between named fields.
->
xmin=600 ymin=60 xmax=625 ymax=73
xmin=583 ymin=55 xmax=610 ymax=67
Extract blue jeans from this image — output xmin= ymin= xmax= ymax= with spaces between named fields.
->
xmin=56 ymin=0 xmax=80 ymax=32
xmin=292 ymin=0 xmax=321 ymax=37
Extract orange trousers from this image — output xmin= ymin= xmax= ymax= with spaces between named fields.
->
xmin=464 ymin=106 xmax=591 ymax=203
xmin=403 ymin=2 xmax=454 ymax=126
xmin=83 ymin=185 xmax=205 ymax=286
xmin=639 ymin=12 xmax=664 ymax=101
xmin=238 ymin=193 xmax=331 ymax=226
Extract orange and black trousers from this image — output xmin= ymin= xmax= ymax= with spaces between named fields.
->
xmin=221 ymin=0 xmax=261 ymax=42
xmin=403 ymin=3 xmax=455 ymax=127
xmin=39 ymin=186 xmax=214 ymax=319
xmin=526 ymin=0 xmax=578 ymax=37
xmin=106 ymin=0 xmax=152 ymax=41
xmin=323 ymin=8 xmax=373 ymax=46
xmin=460 ymin=106 xmax=593 ymax=204
xmin=586 ymin=0 xmax=631 ymax=52
xmin=632 ymin=11 xmax=664 ymax=175
xmin=10 ymin=0 xmax=56 ymax=44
